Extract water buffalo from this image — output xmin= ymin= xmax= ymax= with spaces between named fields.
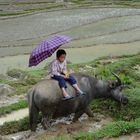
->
xmin=27 ymin=73 xmax=128 ymax=131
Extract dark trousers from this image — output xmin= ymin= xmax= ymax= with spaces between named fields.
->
xmin=52 ymin=75 xmax=77 ymax=88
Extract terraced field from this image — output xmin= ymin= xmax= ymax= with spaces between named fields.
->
xmin=0 ymin=7 xmax=140 ymax=74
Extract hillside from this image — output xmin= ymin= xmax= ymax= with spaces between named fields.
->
xmin=0 ymin=53 xmax=140 ymax=139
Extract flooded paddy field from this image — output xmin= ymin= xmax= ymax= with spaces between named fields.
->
xmin=0 ymin=8 xmax=140 ymax=74
xmin=0 ymin=42 xmax=140 ymax=74
xmin=0 ymin=8 xmax=140 ymax=47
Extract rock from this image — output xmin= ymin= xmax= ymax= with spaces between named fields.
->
xmin=0 ymin=84 xmax=15 ymax=97
xmin=85 ymin=65 xmax=93 ymax=69
xmin=36 ymin=123 xmax=44 ymax=132
xmin=4 ymin=131 xmax=32 ymax=140
xmin=11 ymin=135 xmax=24 ymax=140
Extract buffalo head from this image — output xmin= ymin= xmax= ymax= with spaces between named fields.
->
xmin=107 ymin=72 xmax=129 ymax=105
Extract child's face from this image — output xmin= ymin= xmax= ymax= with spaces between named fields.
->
xmin=58 ymin=54 xmax=66 ymax=63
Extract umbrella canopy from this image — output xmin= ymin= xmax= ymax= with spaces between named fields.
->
xmin=29 ymin=35 xmax=72 ymax=67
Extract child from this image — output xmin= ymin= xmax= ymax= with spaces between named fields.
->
xmin=49 ymin=49 xmax=85 ymax=100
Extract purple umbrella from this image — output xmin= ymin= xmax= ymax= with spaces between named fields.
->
xmin=29 ymin=35 xmax=72 ymax=67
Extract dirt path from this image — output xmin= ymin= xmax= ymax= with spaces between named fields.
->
xmin=4 ymin=113 xmax=113 ymax=140
xmin=0 ymin=108 xmax=28 ymax=125
xmin=0 ymin=107 xmax=113 ymax=140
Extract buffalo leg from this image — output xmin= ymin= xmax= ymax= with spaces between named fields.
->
xmin=29 ymin=110 xmax=39 ymax=131
xmin=41 ymin=114 xmax=52 ymax=130
xmin=85 ymin=106 xmax=94 ymax=117
xmin=73 ymin=111 xmax=84 ymax=122
xmin=29 ymin=102 xmax=39 ymax=131
xmin=28 ymin=90 xmax=39 ymax=131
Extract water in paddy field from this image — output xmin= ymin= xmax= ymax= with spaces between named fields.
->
xmin=0 ymin=8 xmax=140 ymax=74
xmin=0 ymin=42 xmax=140 ymax=74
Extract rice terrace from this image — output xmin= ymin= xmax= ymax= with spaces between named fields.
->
xmin=0 ymin=0 xmax=140 ymax=140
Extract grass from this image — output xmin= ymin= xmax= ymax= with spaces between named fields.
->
xmin=24 ymin=4 xmax=64 ymax=12
xmin=0 ymin=1 xmax=55 ymax=5
xmin=1 ymin=68 xmax=47 ymax=96
xmin=0 ymin=53 xmax=140 ymax=138
xmin=0 ymin=0 xmax=139 ymax=17
xmin=14 ymin=2 xmax=54 ymax=5
xmin=69 ymin=53 xmax=140 ymax=121
xmin=0 ymin=117 xmax=29 ymax=135
xmin=6 ymin=69 xmax=28 ymax=79
xmin=0 ymin=115 xmax=42 ymax=135
xmin=0 ymin=100 xmax=28 ymax=116
xmin=0 ymin=11 xmax=31 ymax=17
xmin=71 ymin=0 xmax=140 ymax=8
xmin=76 ymin=118 xmax=140 ymax=140
xmin=73 ymin=53 xmax=140 ymax=139
xmin=0 ymin=3 xmax=64 ymax=17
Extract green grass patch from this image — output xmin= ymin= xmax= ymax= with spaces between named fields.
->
xmin=0 ymin=3 xmax=63 ymax=17
xmin=0 ymin=11 xmax=30 ymax=17
xmin=4 ymin=69 xmax=47 ymax=96
xmin=76 ymin=117 xmax=140 ymax=140
xmin=72 ymin=0 xmax=140 ymax=7
xmin=90 ymin=88 xmax=140 ymax=121
xmin=24 ymin=4 xmax=64 ymax=12
xmin=14 ymin=1 xmax=54 ymax=5
xmin=0 ymin=114 xmax=42 ymax=135
xmin=0 ymin=100 xmax=28 ymax=116
xmin=27 ymin=69 xmax=46 ymax=78
xmin=0 ymin=117 xmax=29 ymax=135
xmin=6 ymin=69 xmax=28 ymax=79
xmin=73 ymin=54 xmax=140 ymax=139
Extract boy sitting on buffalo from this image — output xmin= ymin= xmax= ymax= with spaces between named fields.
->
xmin=49 ymin=49 xmax=85 ymax=100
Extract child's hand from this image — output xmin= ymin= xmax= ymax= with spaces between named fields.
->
xmin=64 ymin=74 xmax=69 ymax=79
xmin=64 ymin=73 xmax=69 ymax=79
xmin=63 ymin=71 xmax=69 ymax=79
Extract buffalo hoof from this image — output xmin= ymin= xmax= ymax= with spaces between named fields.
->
xmin=30 ymin=124 xmax=37 ymax=132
